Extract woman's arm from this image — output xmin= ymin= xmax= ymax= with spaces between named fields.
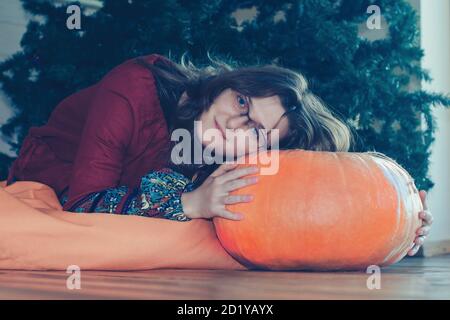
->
xmin=60 ymin=168 xmax=194 ymax=221
xmin=61 ymin=82 xmax=135 ymax=212
xmin=62 ymin=55 xmax=173 ymax=213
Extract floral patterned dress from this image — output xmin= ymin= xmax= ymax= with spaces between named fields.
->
xmin=59 ymin=168 xmax=195 ymax=221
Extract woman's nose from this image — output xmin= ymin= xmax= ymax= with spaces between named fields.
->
xmin=226 ymin=115 xmax=250 ymax=130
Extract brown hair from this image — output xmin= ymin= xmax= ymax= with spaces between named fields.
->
xmin=136 ymin=52 xmax=354 ymax=186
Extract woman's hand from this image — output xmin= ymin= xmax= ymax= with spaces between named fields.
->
xmin=408 ymin=190 xmax=433 ymax=256
xmin=181 ymin=163 xmax=259 ymax=220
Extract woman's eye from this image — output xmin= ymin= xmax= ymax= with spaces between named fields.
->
xmin=237 ymin=95 xmax=248 ymax=108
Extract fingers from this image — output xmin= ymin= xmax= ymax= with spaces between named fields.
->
xmin=209 ymin=194 xmax=253 ymax=220
xmin=217 ymin=209 xmax=244 ymax=221
xmin=408 ymin=234 xmax=427 ymax=256
xmin=419 ymin=190 xmax=428 ymax=210
xmin=207 ymin=164 xmax=259 ymax=222
xmin=419 ymin=210 xmax=433 ymax=225
xmin=224 ymin=176 xmax=259 ymax=192
xmin=210 ymin=162 xmax=240 ymax=178
xmin=415 ymin=235 xmax=426 ymax=246
xmin=415 ymin=190 xmax=432 ymax=252
xmin=408 ymin=243 xmax=421 ymax=256
xmin=416 ymin=225 xmax=431 ymax=237
xmin=223 ymin=194 xmax=254 ymax=205
xmin=408 ymin=223 xmax=429 ymax=256
xmin=215 ymin=166 xmax=259 ymax=184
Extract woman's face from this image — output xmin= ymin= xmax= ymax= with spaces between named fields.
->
xmin=196 ymin=88 xmax=289 ymax=159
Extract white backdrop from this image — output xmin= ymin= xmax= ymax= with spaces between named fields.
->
xmin=421 ymin=0 xmax=450 ymax=242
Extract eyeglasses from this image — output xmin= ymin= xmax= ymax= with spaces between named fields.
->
xmin=243 ymin=95 xmax=298 ymax=148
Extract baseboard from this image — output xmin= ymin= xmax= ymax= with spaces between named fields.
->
xmin=419 ymin=239 xmax=450 ymax=257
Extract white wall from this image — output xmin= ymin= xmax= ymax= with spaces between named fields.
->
xmin=420 ymin=0 xmax=450 ymax=242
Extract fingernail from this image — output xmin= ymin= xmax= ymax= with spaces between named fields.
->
xmin=249 ymin=177 xmax=258 ymax=183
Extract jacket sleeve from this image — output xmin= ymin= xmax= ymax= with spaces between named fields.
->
xmin=61 ymin=83 xmax=135 ymax=212
xmin=59 ymin=168 xmax=195 ymax=221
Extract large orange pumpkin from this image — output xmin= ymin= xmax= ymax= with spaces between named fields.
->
xmin=213 ymin=150 xmax=422 ymax=271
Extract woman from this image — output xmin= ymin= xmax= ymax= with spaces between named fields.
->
xmin=6 ymin=53 xmax=431 ymax=256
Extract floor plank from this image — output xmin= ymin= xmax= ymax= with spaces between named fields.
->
xmin=0 ymin=256 xmax=449 ymax=299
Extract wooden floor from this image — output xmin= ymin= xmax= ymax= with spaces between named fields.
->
xmin=1 ymin=255 xmax=449 ymax=300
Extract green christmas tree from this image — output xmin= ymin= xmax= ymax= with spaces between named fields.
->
xmin=0 ymin=0 xmax=448 ymax=190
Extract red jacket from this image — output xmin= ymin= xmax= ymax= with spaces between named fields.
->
xmin=7 ymin=54 xmax=173 ymax=212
